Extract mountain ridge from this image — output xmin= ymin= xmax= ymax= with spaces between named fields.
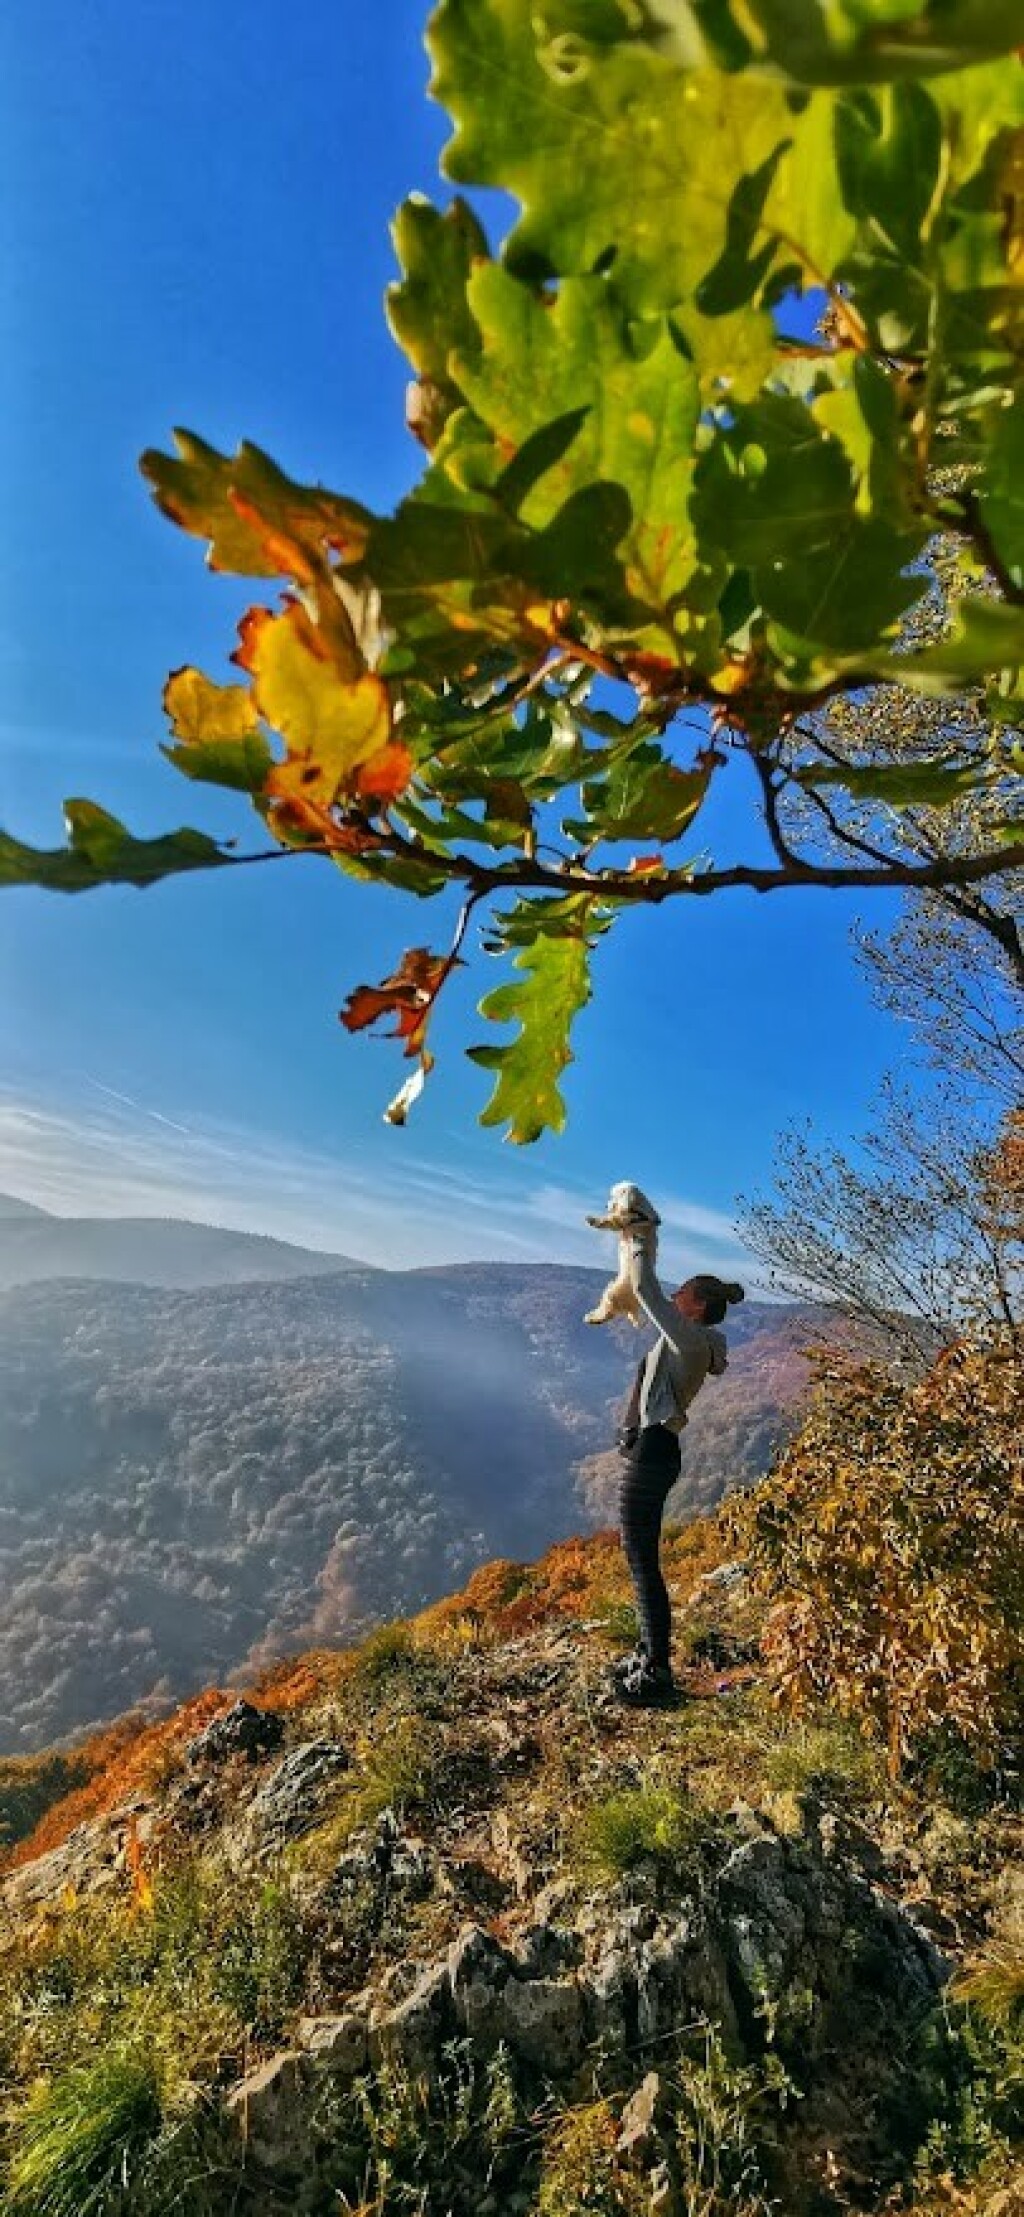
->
xmin=0 ymin=1194 xmax=368 ymax=1288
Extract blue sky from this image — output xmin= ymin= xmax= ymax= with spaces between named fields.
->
xmin=0 ymin=0 xmax=909 ymax=1279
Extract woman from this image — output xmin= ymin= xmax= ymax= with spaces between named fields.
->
xmin=614 ymin=1228 xmax=744 ymax=1706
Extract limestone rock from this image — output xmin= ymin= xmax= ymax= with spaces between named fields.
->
xmin=297 ymin=2013 xmax=367 ymax=2077
xmin=500 ymin=1974 xmax=585 ymax=2072
xmin=370 ymin=1961 xmax=454 ymax=2080
xmin=448 ymin=1924 xmax=517 ymax=2049
xmin=224 ymin=2050 xmax=311 ymax=2170
xmin=617 ymin=2071 xmax=661 ymax=2162
xmin=185 ymin=1699 xmax=284 ymax=1767
xmin=246 ymin=1740 xmax=350 ymax=1850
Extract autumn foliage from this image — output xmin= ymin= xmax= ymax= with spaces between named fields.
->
xmin=732 ymin=1336 xmax=1024 ymax=1777
xmin=3 ymin=4 xmax=1023 ymax=1138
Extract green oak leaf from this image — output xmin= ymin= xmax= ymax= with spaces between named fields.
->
xmin=484 ymin=891 xmax=618 ymax=945
xmin=516 ymin=483 xmax=638 ymax=616
xmin=835 ymin=83 xmax=942 ymax=263
xmin=563 ymin=742 xmax=716 ymax=842
xmin=0 ymin=804 xmax=231 ymax=892
xmin=811 ymin=355 xmax=915 ymax=523
xmin=695 ymin=394 xmax=861 ymax=563
xmin=330 ymin=849 xmax=449 ymax=896
xmin=468 ymin=918 xmax=593 ymax=1142
xmin=387 ymin=195 xmax=490 ymax=448
xmin=397 ymin=792 xmax=530 ymax=851
xmin=387 ymin=194 xmax=489 ymax=387
xmin=638 ymin=1 xmax=1024 ymax=85
xmin=418 ymin=696 xmax=590 ymax=801
xmin=979 ymin=396 xmax=1024 ymax=591
xmin=367 ymin=497 xmax=539 ymax=682
xmin=670 ymin=300 xmax=777 ymax=403
xmin=762 ymin=517 xmax=926 ymax=649
xmin=428 ymin=0 xmax=799 ymax=313
xmin=865 ymin=597 xmax=1024 ymax=694
xmin=454 ymin=268 xmax=703 ymax=611
xmin=141 ymin=432 xmax=372 ymax=577
xmin=695 ymin=395 xmax=928 ymax=648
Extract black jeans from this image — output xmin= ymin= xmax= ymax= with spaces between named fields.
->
xmin=617 ymin=1424 xmax=681 ymax=1670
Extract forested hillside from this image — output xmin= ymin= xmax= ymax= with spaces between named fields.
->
xmin=0 ymin=1266 xmax=818 ymax=1752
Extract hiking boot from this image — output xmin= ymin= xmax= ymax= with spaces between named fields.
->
xmin=615 ymin=1660 xmax=681 ymax=1708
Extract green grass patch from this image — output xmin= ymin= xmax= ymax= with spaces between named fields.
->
xmin=354 ymin=1619 xmax=417 ymax=1685
xmin=762 ymin=1717 xmax=885 ymax=1807
xmin=6 ymin=2046 xmax=162 ymax=2217
xmin=595 ymin=1600 xmax=639 ymax=1651
xmin=573 ymin=1785 xmax=718 ymax=1883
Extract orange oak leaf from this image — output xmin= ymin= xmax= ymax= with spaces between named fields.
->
xmin=340 ymin=948 xmax=452 ymax=1059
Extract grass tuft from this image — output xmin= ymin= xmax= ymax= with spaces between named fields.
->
xmin=6 ymin=2046 xmax=162 ymax=2217
xmin=762 ymin=1716 xmax=884 ymax=1806
xmin=574 ymin=1785 xmax=717 ymax=1883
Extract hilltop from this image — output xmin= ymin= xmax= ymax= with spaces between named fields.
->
xmin=1 ymin=1519 xmax=1019 ymax=2216
xmin=0 ymin=1268 xmax=822 ymax=1753
xmin=0 ymin=1192 xmax=366 ymax=1289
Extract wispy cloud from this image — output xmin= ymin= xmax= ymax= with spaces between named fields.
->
xmin=0 ymin=1083 xmax=767 ymax=1282
xmin=84 ymin=1076 xmax=194 ymax=1138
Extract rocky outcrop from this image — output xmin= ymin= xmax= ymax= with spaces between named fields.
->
xmin=185 ymin=1699 xmax=285 ymax=1767
xmin=221 ymin=1822 xmax=948 ymax=2207
xmin=244 ymin=1740 xmax=351 ymax=1852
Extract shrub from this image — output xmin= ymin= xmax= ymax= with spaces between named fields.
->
xmin=732 ymin=1339 xmax=1023 ymax=1778
xmin=670 ymin=2024 xmax=786 ymax=2217
xmin=210 ymin=1878 xmax=311 ymax=2042
xmin=322 ymin=2040 xmax=528 ymax=2212
xmin=355 ymin=1619 xmax=416 ymax=1685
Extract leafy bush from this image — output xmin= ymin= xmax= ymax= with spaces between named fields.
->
xmin=733 ymin=1339 xmax=1024 ymax=1777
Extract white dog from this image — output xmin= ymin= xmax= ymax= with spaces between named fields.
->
xmin=584 ymin=1182 xmax=661 ymax=1326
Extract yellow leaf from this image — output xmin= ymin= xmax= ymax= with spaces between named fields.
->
xmin=163 ymin=667 xmax=260 ymax=741
xmin=246 ymin=604 xmax=397 ymax=807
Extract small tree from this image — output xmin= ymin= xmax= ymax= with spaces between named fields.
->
xmin=2 ymin=4 xmax=1023 ymax=1137
xmin=741 ymin=1092 xmax=1024 ymax=1365
xmin=742 ymin=649 xmax=1023 ymax=1360
xmin=730 ymin=1336 xmax=1024 ymax=1779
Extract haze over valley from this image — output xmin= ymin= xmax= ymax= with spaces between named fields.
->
xmin=0 ymin=1195 xmax=817 ymax=1753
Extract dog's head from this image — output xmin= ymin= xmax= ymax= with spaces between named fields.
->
xmin=605 ymin=1181 xmax=660 ymax=1227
